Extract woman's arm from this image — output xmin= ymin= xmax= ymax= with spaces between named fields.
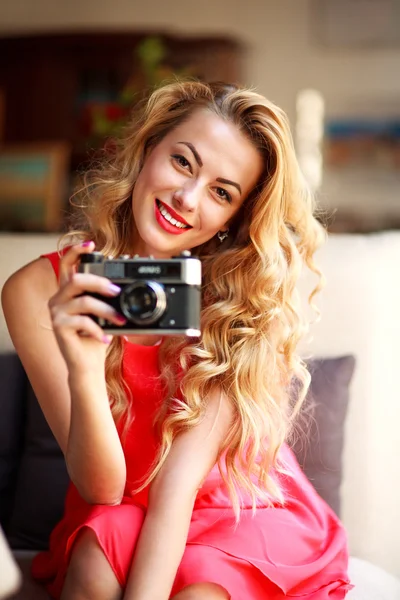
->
xmin=124 ymin=388 xmax=234 ymax=600
xmin=1 ymin=249 xmax=126 ymax=505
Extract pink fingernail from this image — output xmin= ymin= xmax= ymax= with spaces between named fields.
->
xmin=102 ymin=334 xmax=112 ymax=344
xmin=109 ymin=283 xmax=121 ymax=294
xmin=115 ymin=314 xmax=127 ymax=323
xmin=81 ymin=240 xmax=93 ymax=247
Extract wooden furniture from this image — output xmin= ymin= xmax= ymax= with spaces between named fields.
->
xmin=0 ymin=89 xmax=4 ymax=143
xmin=0 ymin=32 xmax=242 ymax=171
xmin=0 ymin=31 xmax=241 ymax=231
xmin=0 ymin=142 xmax=71 ymax=232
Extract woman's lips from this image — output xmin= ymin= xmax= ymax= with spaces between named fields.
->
xmin=154 ymin=200 xmax=191 ymax=235
xmin=158 ymin=199 xmax=191 ymax=227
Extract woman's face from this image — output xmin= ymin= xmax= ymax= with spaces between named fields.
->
xmin=131 ymin=109 xmax=264 ymax=258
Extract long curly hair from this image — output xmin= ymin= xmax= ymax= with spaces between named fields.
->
xmin=66 ymin=80 xmax=326 ymax=519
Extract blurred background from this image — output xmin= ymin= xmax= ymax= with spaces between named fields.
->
xmin=0 ymin=0 xmax=399 ymax=234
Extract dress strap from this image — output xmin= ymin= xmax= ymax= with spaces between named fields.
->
xmin=41 ymin=247 xmax=70 ymax=282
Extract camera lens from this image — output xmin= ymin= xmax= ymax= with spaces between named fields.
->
xmin=120 ymin=281 xmax=167 ymax=325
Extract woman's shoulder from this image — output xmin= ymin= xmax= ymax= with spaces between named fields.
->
xmin=2 ymin=254 xmax=59 ymax=313
xmin=1 ymin=255 xmax=59 ymax=363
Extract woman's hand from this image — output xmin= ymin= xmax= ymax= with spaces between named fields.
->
xmin=48 ymin=241 xmax=126 ymax=375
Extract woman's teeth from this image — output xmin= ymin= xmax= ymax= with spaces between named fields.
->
xmin=157 ymin=201 xmax=189 ymax=229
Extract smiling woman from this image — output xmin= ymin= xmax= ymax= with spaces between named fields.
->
xmin=2 ymin=80 xmax=353 ymax=600
xmin=130 ymin=109 xmax=262 ymax=258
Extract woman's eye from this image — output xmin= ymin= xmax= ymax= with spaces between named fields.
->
xmin=215 ymin=187 xmax=232 ymax=204
xmin=172 ymin=154 xmax=191 ymax=171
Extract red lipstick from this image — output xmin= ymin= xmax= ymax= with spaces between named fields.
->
xmin=154 ymin=200 xmax=191 ymax=235
xmin=157 ymin=200 xmax=191 ymax=227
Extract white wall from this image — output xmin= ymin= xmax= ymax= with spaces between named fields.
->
xmin=1 ymin=0 xmax=399 ymax=214
xmin=2 ymin=0 xmax=400 ymax=121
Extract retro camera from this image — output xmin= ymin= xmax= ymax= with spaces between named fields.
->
xmin=78 ymin=251 xmax=201 ymax=336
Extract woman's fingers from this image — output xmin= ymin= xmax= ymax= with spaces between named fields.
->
xmin=53 ymin=295 xmax=127 ymax=328
xmin=58 ymin=241 xmax=95 ymax=288
xmin=52 ymin=272 xmax=122 ymax=306
xmin=57 ymin=314 xmax=111 ymax=344
xmin=50 ymin=242 xmax=126 ymax=343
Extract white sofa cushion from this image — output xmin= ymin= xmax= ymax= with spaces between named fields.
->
xmin=0 ymin=527 xmax=21 ymax=600
xmin=348 ymin=557 xmax=400 ymax=599
xmin=298 ymin=232 xmax=400 ymax=578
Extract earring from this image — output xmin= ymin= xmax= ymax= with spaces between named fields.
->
xmin=217 ymin=229 xmax=229 ymax=243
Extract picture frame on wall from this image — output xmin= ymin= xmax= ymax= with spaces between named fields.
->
xmin=0 ymin=142 xmax=71 ymax=232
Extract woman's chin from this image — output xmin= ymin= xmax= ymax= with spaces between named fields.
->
xmin=134 ymin=221 xmax=207 ymax=257
xmin=137 ymin=238 xmax=186 ymax=259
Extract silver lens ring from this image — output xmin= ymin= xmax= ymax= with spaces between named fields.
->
xmin=120 ymin=281 xmax=167 ymax=325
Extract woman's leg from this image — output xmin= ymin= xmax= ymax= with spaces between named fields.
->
xmin=60 ymin=528 xmax=122 ymax=600
xmin=171 ymin=582 xmax=231 ymax=599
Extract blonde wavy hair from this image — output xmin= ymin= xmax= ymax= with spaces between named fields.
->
xmin=65 ymin=80 xmax=326 ymax=519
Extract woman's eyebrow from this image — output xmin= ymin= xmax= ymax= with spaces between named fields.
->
xmin=177 ymin=142 xmax=203 ymax=167
xmin=216 ymin=177 xmax=242 ymax=195
xmin=177 ymin=141 xmax=242 ymax=195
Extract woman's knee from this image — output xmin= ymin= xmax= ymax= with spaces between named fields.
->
xmin=172 ymin=582 xmax=231 ymax=600
xmin=61 ymin=527 xmax=121 ymax=600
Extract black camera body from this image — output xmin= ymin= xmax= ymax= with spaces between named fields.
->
xmin=78 ymin=251 xmax=201 ymax=336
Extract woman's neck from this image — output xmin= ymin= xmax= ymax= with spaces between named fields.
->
xmin=123 ymin=334 xmax=162 ymax=347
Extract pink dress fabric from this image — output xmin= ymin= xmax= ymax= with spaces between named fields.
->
xmin=32 ymin=251 xmax=353 ymax=599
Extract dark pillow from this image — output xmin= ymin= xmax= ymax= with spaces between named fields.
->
xmin=7 ymin=382 xmax=69 ymax=550
xmin=6 ymin=354 xmax=354 ymax=549
xmin=290 ymin=355 xmax=356 ymax=516
xmin=0 ymin=353 xmax=26 ymax=530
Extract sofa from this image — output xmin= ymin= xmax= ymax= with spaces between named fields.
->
xmin=1 ymin=231 xmax=400 ymax=599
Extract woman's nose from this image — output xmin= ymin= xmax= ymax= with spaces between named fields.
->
xmin=172 ymin=182 xmax=201 ymax=213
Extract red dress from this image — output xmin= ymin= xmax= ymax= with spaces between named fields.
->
xmin=32 ymin=251 xmax=353 ymax=599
